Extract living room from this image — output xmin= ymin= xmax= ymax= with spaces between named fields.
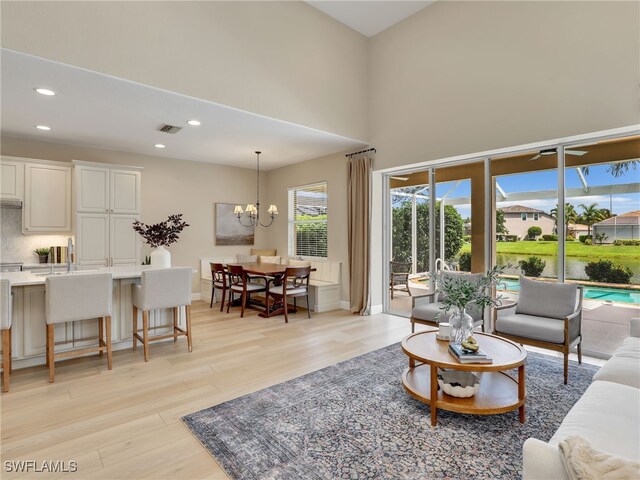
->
xmin=1 ymin=1 xmax=639 ymax=479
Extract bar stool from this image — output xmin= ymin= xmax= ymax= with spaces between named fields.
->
xmin=132 ymin=268 xmax=193 ymax=362
xmin=1 ymin=279 xmax=12 ymax=392
xmin=209 ymin=262 xmax=228 ymax=312
xmin=45 ymin=274 xmax=113 ymax=383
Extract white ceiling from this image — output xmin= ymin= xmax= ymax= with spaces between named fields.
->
xmin=1 ymin=49 xmax=367 ymax=170
xmin=306 ymin=1 xmax=434 ymax=37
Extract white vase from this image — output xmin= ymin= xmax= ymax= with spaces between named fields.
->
xmin=150 ymin=246 xmax=171 ymax=268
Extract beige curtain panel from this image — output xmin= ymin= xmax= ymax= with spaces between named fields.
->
xmin=348 ymin=155 xmax=372 ymax=315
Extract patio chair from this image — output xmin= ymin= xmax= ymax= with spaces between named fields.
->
xmin=410 ymin=271 xmax=485 ymax=333
xmin=390 ymin=260 xmax=412 ymax=299
xmin=493 ymin=276 xmax=583 ymax=385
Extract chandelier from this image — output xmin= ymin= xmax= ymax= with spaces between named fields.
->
xmin=235 ymin=151 xmax=278 ymax=227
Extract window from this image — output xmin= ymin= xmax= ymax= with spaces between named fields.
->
xmin=533 ymin=213 xmax=540 ymax=221
xmin=288 ymin=182 xmax=328 ymax=257
xmin=521 ymin=213 xmax=527 ymax=221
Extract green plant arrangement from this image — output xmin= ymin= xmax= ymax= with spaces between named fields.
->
xmin=518 ymin=256 xmax=546 ymax=277
xmin=437 ymin=266 xmax=507 ymax=345
xmin=437 ymin=266 xmax=507 ymax=314
xmin=34 ymin=248 xmax=50 ymax=263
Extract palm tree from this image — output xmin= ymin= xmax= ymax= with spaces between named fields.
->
xmin=578 ymin=202 xmax=605 ymax=236
xmin=550 ymin=203 xmax=578 ymax=233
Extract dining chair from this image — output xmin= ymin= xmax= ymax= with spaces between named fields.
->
xmin=132 ymin=267 xmax=193 ymax=362
xmin=209 ymin=262 xmax=228 ymax=311
xmin=227 ymin=265 xmax=266 ymax=318
xmin=45 ymin=273 xmax=113 ymax=383
xmin=267 ymin=266 xmax=311 ymax=323
xmin=1 ymin=279 xmax=12 ymax=392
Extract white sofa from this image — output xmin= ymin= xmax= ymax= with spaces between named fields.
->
xmin=200 ymin=257 xmax=342 ymax=312
xmin=523 ymin=317 xmax=640 ymax=479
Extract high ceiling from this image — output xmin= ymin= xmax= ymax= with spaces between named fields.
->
xmin=305 ymin=1 xmax=434 ymax=37
xmin=1 ymin=49 xmax=367 ymax=170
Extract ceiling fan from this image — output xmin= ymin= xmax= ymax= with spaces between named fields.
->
xmin=529 ymin=147 xmax=588 ymax=161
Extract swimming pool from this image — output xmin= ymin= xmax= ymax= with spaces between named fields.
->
xmin=498 ymin=278 xmax=640 ymax=305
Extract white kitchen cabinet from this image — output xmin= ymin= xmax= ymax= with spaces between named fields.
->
xmin=75 ymin=214 xmax=110 ymax=266
xmin=110 ymin=215 xmax=139 ymax=265
xmin=110 ymin=169 xmax=140 ymax=214
xmin=0 ymin=158 xmax=24 ymax=200
xmin=22 ymin=285 xmax=72 ymax=357
xmin=75 ymin=165 xmax=110 ymax=213
xmin=23 ymin=163 xmax=71 ymax=234
xmin=76 ymin=214 xmax=139 ymax=267
xmin=74 ymin=163 xmax=140 ymax=215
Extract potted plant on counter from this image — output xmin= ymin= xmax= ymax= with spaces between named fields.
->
xmin=132 ymin=214 xmax=189 ymax=268
xmin=34 ymin=248 xmax=50 ymax=264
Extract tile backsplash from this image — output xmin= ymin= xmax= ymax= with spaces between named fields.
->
xmin=0 ymin=208 xmax=71 ymax=263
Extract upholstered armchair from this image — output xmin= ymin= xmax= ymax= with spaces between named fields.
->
xmin=494 ymin=276 xmax=583 ymax=384
xmin=410 ymin=271 xmax=485 ymax=333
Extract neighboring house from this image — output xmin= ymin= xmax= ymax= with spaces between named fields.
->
xmin=568 ymin=223 xmax=589 ymax=237
xmin=592 ymin=211 xmax=640 ymax=243
xmin=498 ymin=205 xmax=555 ymax=240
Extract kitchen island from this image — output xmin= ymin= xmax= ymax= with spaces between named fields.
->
xmin=0 ymin=266 xmax=194 ymax=369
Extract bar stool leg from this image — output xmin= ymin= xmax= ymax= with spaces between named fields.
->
xmin=142 ymin=310 xmax=150 ymax=362
xmin=47 ymin=324 xmax=55 ymax=383
xmin=173 ymin=307 xmax=179 ymax=342
xmin=132 ymin=306 xmax=138 ymax=351
xmin=105 ymin=316 xmax=113 ymax=370
xmin=2 ymin=329 xmax=10 ymax=392
xmin=186 ymin=305 xmax=193 ymax=352
xmin=98 ymin=316 xmax=104 ymax=356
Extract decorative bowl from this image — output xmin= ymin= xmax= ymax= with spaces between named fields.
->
xmin=437 ymin=370 xmax=480 ymax=398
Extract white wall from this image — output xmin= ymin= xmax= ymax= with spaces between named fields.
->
xmin=265 ymin=151 xmax=351 ymax=304
xmin=0 ymin=1 xmax=368 ymax=141
xmin=368 ymin=0 xmax=640 ymax=170
xmin=1 ymin=136 xmax=269 ymax=293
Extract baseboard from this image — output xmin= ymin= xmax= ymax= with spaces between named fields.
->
xmin=340 ymin=300 xmax=351 ymax=310
xmin=191 ymin=292 xmax=202 ymax=301
xmin=370 ymin=304 xmax=383 ymax=315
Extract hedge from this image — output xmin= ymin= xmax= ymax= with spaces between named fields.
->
xmin=541 ymin=234 xmax=558 ymax=241
xmin=579 ymin=235 xmax=592 ymax=243
xmin=613 ymin=239 xmax=640 ymax=246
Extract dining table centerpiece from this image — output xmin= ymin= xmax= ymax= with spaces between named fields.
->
xmin=437 ymin=266 xmax=506 ymax=346
xmin=132 ymin=214 xmax=189 ymax=268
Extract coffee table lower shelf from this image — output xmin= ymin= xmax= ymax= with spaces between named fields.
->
xmin=402 ymin=364 xmax=525 ymax=424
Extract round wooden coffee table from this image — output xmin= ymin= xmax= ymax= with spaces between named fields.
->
xmin=401 ymin=330 xmax=527 ymax=426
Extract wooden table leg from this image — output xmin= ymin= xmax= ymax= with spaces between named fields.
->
xmin=518 ymin=364 xmax=526 ymax=423
xmin=430 ymin=364 xmax=438 ymax=426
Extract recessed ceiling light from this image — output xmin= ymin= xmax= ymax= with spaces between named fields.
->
xmin=154 ymin=144 xmax=166 ymax=149
xmin=34 ymin=88 xmax=56 ymax=96
xmin=35 ymin=125 xmax=51 ymax=131
xmin=187 ymin=120 xmax=201 ymax=126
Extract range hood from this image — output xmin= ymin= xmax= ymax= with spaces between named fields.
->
xmin=0 ymin=199 xmax=23 ymax=209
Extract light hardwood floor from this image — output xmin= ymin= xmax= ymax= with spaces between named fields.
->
xmin=0 ymin=301 xmax=410 ymax=479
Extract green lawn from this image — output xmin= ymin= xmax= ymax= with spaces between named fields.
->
xmin=460 ymin=241 xmax=640 ymax=259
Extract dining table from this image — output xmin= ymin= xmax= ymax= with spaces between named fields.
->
xmin=225 ymin=262 xmax=315 ymax=318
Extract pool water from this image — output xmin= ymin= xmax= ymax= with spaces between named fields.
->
xmin=498 ymin=278 xmax=640 ymax=305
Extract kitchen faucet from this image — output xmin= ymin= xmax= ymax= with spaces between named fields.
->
xmin=66 ymin=238 xmax=74 ymax=273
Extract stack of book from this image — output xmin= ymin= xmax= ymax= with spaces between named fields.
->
xmin=49 ymin=246 xmax=73 ymax=264
xmin=448 ymin=343 xmax=493 ymax=364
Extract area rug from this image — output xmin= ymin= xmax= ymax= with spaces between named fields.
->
xmin=182 ymin=344 xmax=598 ymax=480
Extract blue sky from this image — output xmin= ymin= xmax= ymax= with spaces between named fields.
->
xmin=392 ymin=163 xmax=640 ymax=220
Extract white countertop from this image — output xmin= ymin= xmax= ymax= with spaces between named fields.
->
xmin=0 ymin=265 xmax=194 ymax=287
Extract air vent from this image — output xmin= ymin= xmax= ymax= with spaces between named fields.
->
xmin=158 ymin=124 xmax=182 ymax=134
